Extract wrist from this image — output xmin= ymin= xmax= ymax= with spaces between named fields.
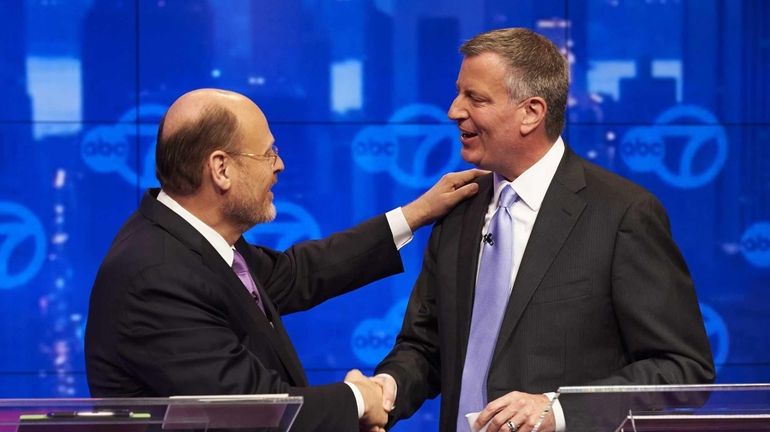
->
xmin=402 ymin=200 xmax=427 ymax=231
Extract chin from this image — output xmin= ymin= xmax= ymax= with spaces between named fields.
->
xmin=254 ymin=203 xmax=276 ymax=224
xmin=460 ymin=148 xmax=483 ymax=167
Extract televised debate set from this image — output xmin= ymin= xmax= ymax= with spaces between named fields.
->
xmin=0 ymin=1 xmax=768 ymax=431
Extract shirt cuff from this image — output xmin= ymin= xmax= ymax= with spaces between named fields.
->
xmin=344 ymin=381 xmax=365 ymax=419
xmin=386 ymin=207 xmax=413 ymax=250
xmin=545 ymin=392 xmax=566 ymax=432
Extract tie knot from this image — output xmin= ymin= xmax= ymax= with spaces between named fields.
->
xmin=497 ymin=185 xmax=517 ymax=209
xmin=232 ymin=249 xmax=248 ymax=274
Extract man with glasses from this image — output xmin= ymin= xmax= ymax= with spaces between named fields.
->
xmin=85 ymin=88 xmax=484 ymax=432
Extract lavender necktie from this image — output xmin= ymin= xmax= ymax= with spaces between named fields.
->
xmin=457 ymin=185 xmax=517 ymax=431
xmin=232 ymin=249 xmax=267 ymax=316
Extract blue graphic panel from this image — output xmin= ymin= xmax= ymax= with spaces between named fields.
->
xmin=86 ymin=104 xmax=166 ymax=190
xmin=618 ymin=106 xmax=728 ymax=189
xmin=1 ymin=1 xmax=770 ymax=431
xmin=0 ymin=123 xmax=137 ymax=397
xmin=567 ymin=0 xmax=770 ymax=124
xmin=741 ymin=222 xmax=770 ymax=269
xmin=700 ymin=303 xmax=730 ymax=373
xmin=0 ymin=202 xmax=46 ymax=290
xmin=0 ymin=2 xmax=138 ymax=123
xmin=351 ymin=299 xmax=409 ymax=366
xmin=352 ymin=104 xmax=463 ymax=188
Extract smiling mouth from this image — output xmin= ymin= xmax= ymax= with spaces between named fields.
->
xmin=460 ymin=130 xmax=479 ymax=140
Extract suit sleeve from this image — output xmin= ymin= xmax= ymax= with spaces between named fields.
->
xmin=594 ymin=194 xmax=715 ymax=386
xmin=374 ymin=221 xmax=443 ymax=422
xmin=559 ymin=196 xmax=715 ymax=427
xmin=115 ymin=264 xmax=358 ymax=432
xmin=250 ymin=214 xmax=404 ymax=314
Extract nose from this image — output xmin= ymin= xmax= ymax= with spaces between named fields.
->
xmin=447 ymin=94 xmax=466 ymax=121
xmin=274 ymin=154 xmax=285 ymax=173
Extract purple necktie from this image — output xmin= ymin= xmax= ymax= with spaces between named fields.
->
xmin=457 ymin=185 xmax=517 ymax=432
xmin=232 ymin=249 xmax=267 ymax=316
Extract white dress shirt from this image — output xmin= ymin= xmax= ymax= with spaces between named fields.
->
xmin=476 ymin=137 xmax=566 ymax=431
xmin=382 ymin=137 xmax=568 ymax=431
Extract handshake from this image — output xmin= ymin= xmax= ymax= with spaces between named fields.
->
xmin=344 ymin=369 xmax=397 ymax=432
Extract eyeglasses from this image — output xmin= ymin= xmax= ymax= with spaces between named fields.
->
xmin=228 ymin=145 xmax=279 ymax=168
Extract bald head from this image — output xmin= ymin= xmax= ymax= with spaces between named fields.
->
xmin=156 ymin=89 xmax=271 ymax=196
xmin=160 ymin=89 xmax=267 ymax=142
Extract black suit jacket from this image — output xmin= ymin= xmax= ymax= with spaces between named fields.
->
xmin=86 ymin=189 xmax=404 ymax=432
xmin=376 ymin=148 xmax=715 ymax=431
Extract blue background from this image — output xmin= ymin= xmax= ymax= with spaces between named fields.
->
xmin=0 ymin=0 xmax=768 ymax=429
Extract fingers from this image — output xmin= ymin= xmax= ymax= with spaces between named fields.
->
xmin=450 ymin=168 xmax=490 ymax=186
xmin=442 ymin=168 xmax=488 ymax=192
xmin=489 ymin=404 xmax=528 ymax=432
xmin=402 ymin=168 xmax=489 ymax=230
xmin=451 ymin=182 xmax=480 ymax=199
xmin=371 ymin=374 xmax=397 ymax=412
xmin=476 ymin=392 xmax=515 ymax=427
xmin=345 ymin=368 xmax=365 ymax=382
xmin=476 ymin=392 xmax=554 ymax=432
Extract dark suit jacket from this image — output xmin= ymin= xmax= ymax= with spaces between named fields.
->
xmin=376 ymin=148 xmax=715 ymax=431
xmin=85 ymin=189 xmax=404 ymax=432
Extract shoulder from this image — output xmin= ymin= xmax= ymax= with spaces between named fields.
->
xmin=568 ymin=152 xmax=661 ymax=209
xmin=97 ymin=209 xmax=205 ymax=290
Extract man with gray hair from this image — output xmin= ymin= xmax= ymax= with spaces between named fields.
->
xmin=373 ymin=28 xmax=714 ymax=432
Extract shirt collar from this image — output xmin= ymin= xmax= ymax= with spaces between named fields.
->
xmin=156 ymin=190 xmax=235 ymax=266
xmin=492 ymin=136 xmax=565 ymax=211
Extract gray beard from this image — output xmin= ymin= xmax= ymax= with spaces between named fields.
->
xmin=225 ymin=200 xmax=276 ymax=232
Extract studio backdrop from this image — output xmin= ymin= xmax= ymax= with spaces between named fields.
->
xmin=0 ymin=1 xmax=768 ymax=430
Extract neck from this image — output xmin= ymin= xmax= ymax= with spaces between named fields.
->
xmin=498 ymin=137 xmax=555 ymax=180
xmin=167 ymin=191 xmax=243 ymax=246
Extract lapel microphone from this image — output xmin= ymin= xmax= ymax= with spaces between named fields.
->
xmin=482 ymin=233 xmax=494 ymax=246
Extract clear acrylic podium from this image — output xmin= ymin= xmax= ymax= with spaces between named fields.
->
xmin=0 ymin=395 xmax=302 ymax=431
xmin=545 ymin=383 xmax=770 ymax=431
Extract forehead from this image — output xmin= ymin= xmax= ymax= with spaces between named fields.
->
xmin=233 ymin=103 xmax=275 ymax=153
xmin=457 ymin=52 xmax=510 ymax=91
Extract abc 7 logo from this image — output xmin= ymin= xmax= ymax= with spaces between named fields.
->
xmin=351 ymin=299 xmax=407 ymax=365
xmin=352 ymin=104 xmax=462 ymax=188
xmin=740 ymin=222 xmax=770 ymax=268
xmin=620 ymin=129 xmax=665 ymax=173
xmin=81 ymin=126 xmax=130 ymax=173
xmin=243 ymin=201 xmax=321 ymax=251
xmin=620 ymin=105 xmax=728 ymax=189
xmin=81 ymin=104 xmax=167 ymax=188
xmin=0 ymin=202 xmax=47 ymax=290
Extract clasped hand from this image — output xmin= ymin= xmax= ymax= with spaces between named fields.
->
xmin=344 ymin=369 xmax=396 ymax=432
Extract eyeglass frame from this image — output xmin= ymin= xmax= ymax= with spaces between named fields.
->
xmin=227 ymin=145 xmax=280 ymax=168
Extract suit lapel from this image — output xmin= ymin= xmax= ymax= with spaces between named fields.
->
xmin=140 ymin=190 xmax=308 ymax=386
xmin=492 ymin=149 xmax=587 ymax=361
xmin=197 ymin=236 xmax=309 ymax=386
xmin=235 ymin=241 xmax=309 ymax=386
xmin=455 ymin=175 xmax=494 ymax=360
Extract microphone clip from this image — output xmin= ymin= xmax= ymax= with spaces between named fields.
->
xmin=482 ymin=233 xmax=494 ymax=246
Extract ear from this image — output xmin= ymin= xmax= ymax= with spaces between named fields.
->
xmin=519 ymin=97 xmax=547 ymax=136
xmin=207 ymin=150 xmax=233 ymax=192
